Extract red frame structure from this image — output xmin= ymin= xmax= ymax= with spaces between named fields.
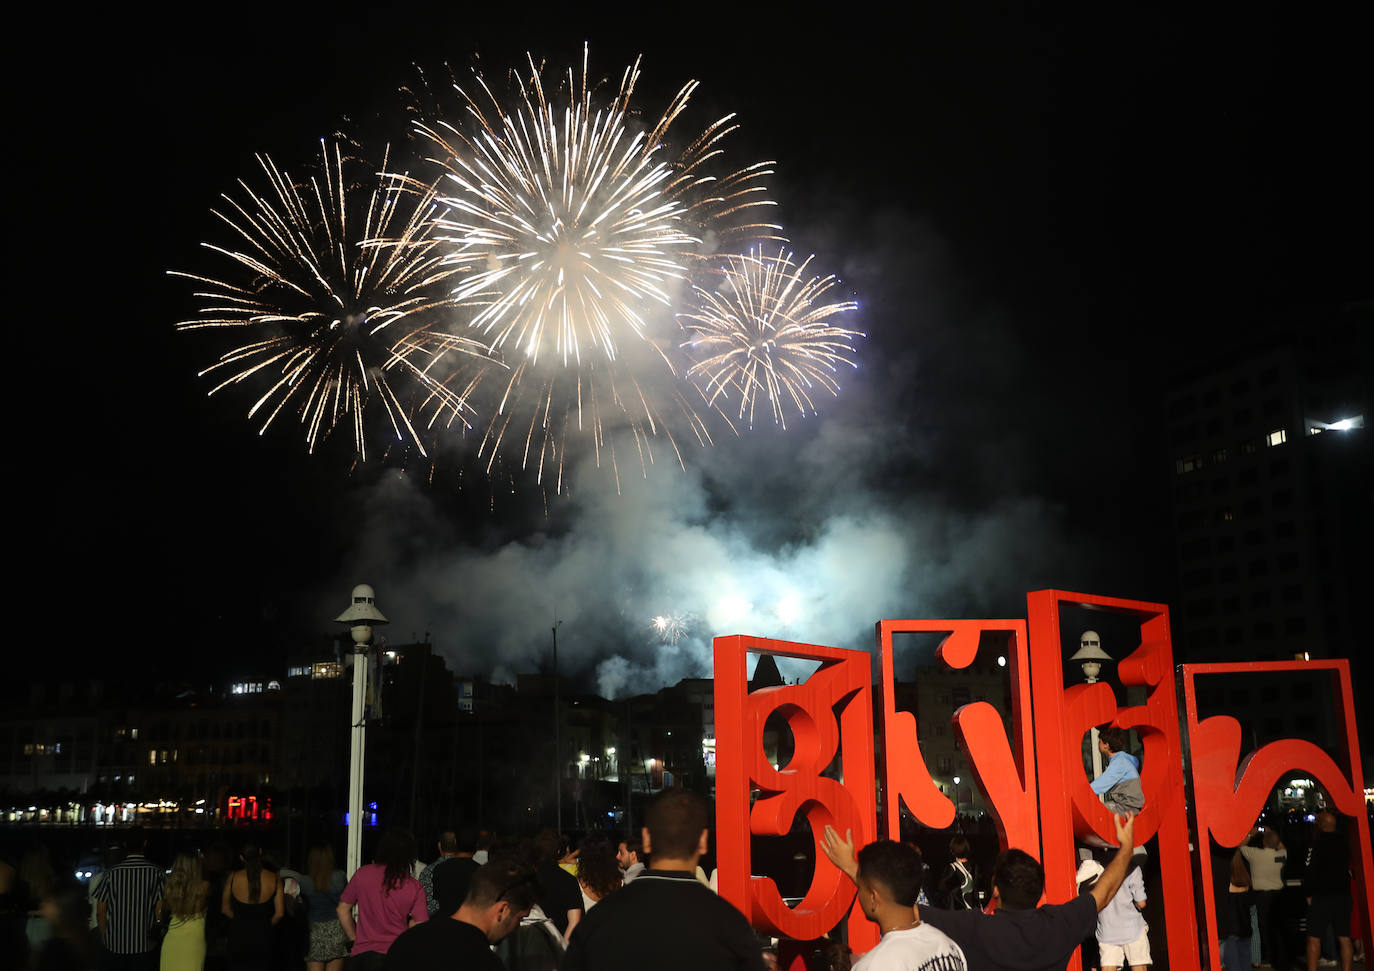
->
xmin=1182 ymin=660 xmax=1374 ymax=969
xmin=1025 ymin=589 xmax=1198 ymax=971
xmin=712 ymin=591 xmax=1372 ymax=966
xmin=714 ymin=634 xmax=880 ymax=955
xmin=875 ymin=618 xmax=1039 ymax=855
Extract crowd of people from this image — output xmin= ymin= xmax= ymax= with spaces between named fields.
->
xmin=1219 ymin=810 xmax=1365 ymax=971
xmin=0 ymin=790 xmax=1364 ymax=971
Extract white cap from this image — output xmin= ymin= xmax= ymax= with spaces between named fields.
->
xmin=1075 ymin=859 xmax=1104 ymax=884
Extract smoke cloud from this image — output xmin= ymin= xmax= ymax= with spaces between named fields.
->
xmin=325 ymin=211 xmax=1083 ymax=697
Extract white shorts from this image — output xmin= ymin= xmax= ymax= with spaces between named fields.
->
xmin=1099 ymin=927 xmax=1152 ymax=967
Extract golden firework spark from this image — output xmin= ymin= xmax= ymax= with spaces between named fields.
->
xmin=403 ymin=47 xmax=774 ymax=486
xmin=680 ymin=247 xmax=862 ymax=429
xmin=650 ymin=611 xmax=690 ymax=645
xmin=171 ymin=140 xmax=493 ymax=460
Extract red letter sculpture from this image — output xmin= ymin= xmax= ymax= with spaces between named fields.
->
xmin=1025 ymin=589 xmax=1199 ymax=971
xmin=875 ymin=619 xmax=1040 ymax=854
xmin=714 ymin=635 xmax=880 ymax=957
xmin=1183 ymin=660 xmax=1374 ymax=969
xmin=711 ymin=592 xmax=1372 ymax=970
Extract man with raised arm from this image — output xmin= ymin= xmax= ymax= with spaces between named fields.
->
xmin=844 ymin=839 xmax=967 ymax=970
xmin=824 ymin=813 xmax=1137 ymax=971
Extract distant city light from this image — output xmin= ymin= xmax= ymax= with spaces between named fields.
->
xmin=1310 ymin=415 xmax=1364 ymax=434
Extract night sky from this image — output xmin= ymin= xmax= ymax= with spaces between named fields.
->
xmin=20 ymin=4 xmax=1371 ymax=694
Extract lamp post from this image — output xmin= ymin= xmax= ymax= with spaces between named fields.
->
xmin=1069 ymin=630 xmax=1112 ymax=779
xmin=336 ymin=584 xmax=388 ymax=876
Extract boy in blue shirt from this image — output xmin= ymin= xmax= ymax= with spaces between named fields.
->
xmin=1091 ymin=727 xmax=1144 ymax=815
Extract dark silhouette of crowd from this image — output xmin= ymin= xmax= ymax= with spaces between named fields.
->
xmin=0 ymin=800 xmax=1365 ymax=971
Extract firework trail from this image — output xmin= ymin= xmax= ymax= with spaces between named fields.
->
xmin=404 ymin=46 xmax=778 ymax=487
xmin=679 ymin=247 xmax=862 ymax=429
xmin=172 ymin=140 xmax=493 ymax=460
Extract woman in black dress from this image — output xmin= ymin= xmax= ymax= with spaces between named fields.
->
xmin=221 ymin=842 xmax=283 ymax=971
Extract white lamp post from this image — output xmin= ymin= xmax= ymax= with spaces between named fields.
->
xmin=1069 ymin=630 xmax=1112 ymax=779
xmin=336 ymin=584 xmax=388 ymax=876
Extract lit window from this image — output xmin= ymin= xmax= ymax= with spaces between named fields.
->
xmin=1210 ymin=447 xmax=1228 ymax=464
xmin=1267 ymin=429 xmax=1286 ymax=447
xmin=148 ymin=749 xmax=157 ymax=765
xmin=1175 ymin=455 xmax=1201 ymax=474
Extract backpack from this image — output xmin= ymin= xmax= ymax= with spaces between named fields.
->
xmin=945 ymin=861 xmax=977 ymax=910
xmin=493 ymin=914 xmax=564 ymax=971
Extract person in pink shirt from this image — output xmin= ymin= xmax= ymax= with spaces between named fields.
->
xmin=336 ymin=829 xmax=428 ymax=969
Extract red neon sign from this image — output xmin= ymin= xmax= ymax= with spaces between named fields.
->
xmin=225 ymin=794 xmax=272 ymax=822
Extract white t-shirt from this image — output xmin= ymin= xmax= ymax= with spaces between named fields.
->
xmin=853 ymin=922 xmax=967 ymax=971
xmin=1096 ymin=867 xmax=1148 ymax=946
xmin=1240 ymin=845 xmax=1287 ymax=891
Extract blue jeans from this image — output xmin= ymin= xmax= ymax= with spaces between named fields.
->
xmin=1221 ymin=933 xmax=1251 ymax=970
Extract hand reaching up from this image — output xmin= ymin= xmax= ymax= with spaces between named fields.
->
xmin=822 ymin=825 xmax=859 ymax=884
xmin=1113 ymin=812 xmax=1135 ymax=852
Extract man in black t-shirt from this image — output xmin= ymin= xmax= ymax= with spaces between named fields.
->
xmin=562 ymin=789 xmax=765 ymax=971
xmin=432 ymin=827 xmax=482 ymax=918
xmin=385 ymin=861 xmax=535 ymax=971
xmin=1303 ymin=811 xmax=1353 ymax=971
xmin=824 ymin=813 xmax=1137 ymax=971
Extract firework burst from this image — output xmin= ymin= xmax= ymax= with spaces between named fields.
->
xmin=404 ymin=47 xmax=776 ymax=486
xmin=650 ymin=611 xmax=691 ymax=645
xmin=172 ymin=140 xmax=492 ymax=460
xmin=679 ymin=247 xmax=862 ymax=429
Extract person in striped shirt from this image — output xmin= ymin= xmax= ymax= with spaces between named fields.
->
xmin=94 ymin=829 xmax=164 ymax=970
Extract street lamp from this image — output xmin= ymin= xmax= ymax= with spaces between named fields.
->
xmin=1069 ymin=630 xmax=1112 ymax=778
xmin=336 ymin=583 xmax=388 ymax=876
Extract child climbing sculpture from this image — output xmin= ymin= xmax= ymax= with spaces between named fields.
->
xmin=1091 ymin=727 xmax=1144 ymax=815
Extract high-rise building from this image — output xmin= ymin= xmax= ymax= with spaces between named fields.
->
xmin=1165 ymin=305 xmax=1371 ymax=754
